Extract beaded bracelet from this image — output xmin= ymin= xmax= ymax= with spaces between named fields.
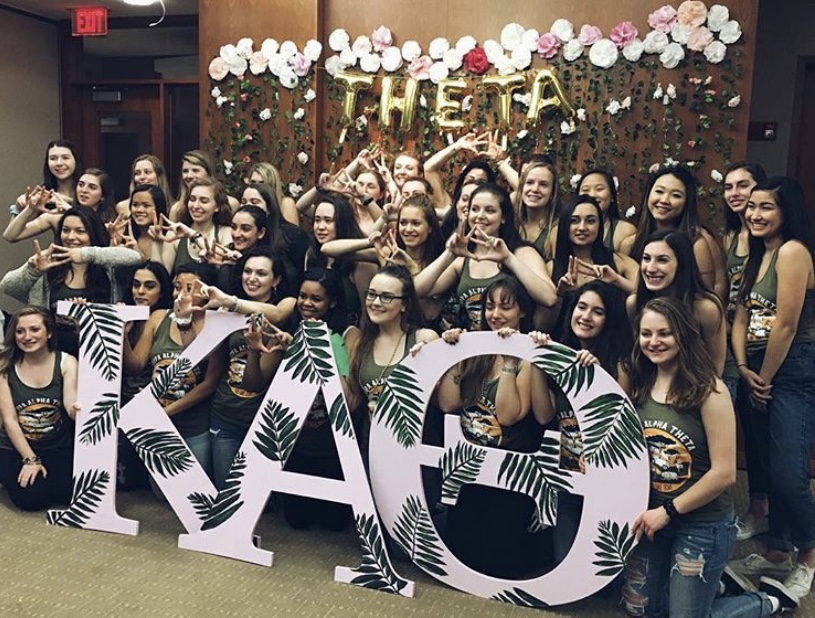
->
xmin=22 ymin=455 xmax=42 ymax=466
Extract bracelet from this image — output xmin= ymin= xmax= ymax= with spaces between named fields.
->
xmin=663 ymin=498 xmax=682 ymax=521
xmin=737 ymin=363 xmax=748 ymax=368
xmin=228 ymin=296 xmax=239 ymax=312
xmin=170 ymin=311 xmax=193 ymax=329
xmin=190 ymin=232 xmax=203 ymax=242
xmin=22 ymin=455 xmax=41 ymax=466
xmin=501 ymin=364 xmax=521 ymax=375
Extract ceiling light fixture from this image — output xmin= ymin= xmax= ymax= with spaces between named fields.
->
xmin=122 ymin=0 xmax=166 ymax=26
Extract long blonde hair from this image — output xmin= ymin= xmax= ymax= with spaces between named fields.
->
xmin=248 ymin=161 xmax=286 ymax=206
xmin=0 ymin=307 xmax=56 ymax=375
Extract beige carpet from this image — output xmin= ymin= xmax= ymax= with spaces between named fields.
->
xmin=0 ymin=475 xmax=812 ymax=617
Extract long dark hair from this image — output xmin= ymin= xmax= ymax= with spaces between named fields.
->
xmin=42 ymin=139 xmax=82 ymax=195
xmin=551 ymin=195 xmax=616 ymax=283
xmin=240 ymin=184 xmax=285 ymax=254
xmin=397 ymin=194 xmax=444 ymax=267
xmin=451 ymin=160 xmax=496 ymax=200
xmin=306 ymin=193 xmax=365 ymax=276
xmin=129 ymin=184 xmax=168 ymax=240
xmin=468 ymin=183 xmax=523 ymax=251
xmin=723 ymin=161 xmax=767 ymax=233
xmin=557 ymin=280 xmax=630 ymax=379
xmin=0 ymin=307 xmax=58 ymax=375
xmin=441 ymin=179 xmax=484 ymax=240
xmin=120 ymin=261 xmax=173 ymax=309
xmin=295 ymin=267 xmax=351 ymax=335
xmin=81 ymin=168 xmax=117 ymax=223
xmin=631 ymin=166 xmax=701 ymax=261
xmin=738 ymin=177 xmax=814 ymax=304
xmin=634 ymin=229 xmax=720 ymax=316
xmin=629 ymin=297 xmax=717 ymax=410
xmin=231 ymin=246 xmax=287 ymax=303
xmin=48 ymin=208 xmax=111 ymax=301
xmin=578 ymin=168 xmax=620 ymax=221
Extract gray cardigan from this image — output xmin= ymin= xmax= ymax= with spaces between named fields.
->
xmin=0 ymin=246 xmax=142 ymax=307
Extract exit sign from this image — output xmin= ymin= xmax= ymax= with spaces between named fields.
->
xmin=72 ymin=6 xmax=108 ymax=36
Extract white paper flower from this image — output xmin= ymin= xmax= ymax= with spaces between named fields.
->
xmin=288 ymin=183 xmax=303 ymax=198
xmin=324 ymin=55 xmax=342 ymax=77
xmin=329 ymin=29 xmax=350 ymax=52
xmin=210 ymin=86 xmax=221 ymax=98
xmin=304 ymin=39 xmax=322 ymax=62
xmin=483 ymin=39 xmax=504 ymax=63
xmin=428 ymin=61 xmax=449 ymax=84
xmin=401 ymin=40 xmax=422 ymax=62
xmin=227 ymin=56 xmax=248 ymax=77
xmin=666 ymin=84 xmax=677 ymax=99
xmin=455 ymin=35 xmax=477 ymax=55
xmin=443 ymin=48 xmax=464 ymax=71
xmin=500 ymin=23 xmax=525 ymax=51
xmin=577 ymin=108 xmax=586 ymax=121
xmin=215 ymin=95 xmax=228 ymax=108
xmin=511 ymin=46 xmax=532 ymax=70
xmin=297 ymin=151 xmax=309 ymax=165
xmin=652 ymin=84 xmax=664 ymax=101
xmin=560 ymin=120 xmax=576 ymax=135
xmin=339 ymin=47 xmax=357 ymax=67
xmin=220 ymin=44 xmax=239 ymax=64
xmin=236 ymin=37 xmax=254 ymax=59
xmin=355 ymin=115 xmax=368 ymax=131
xmin=249 ymin=51 xmax=268 ymax=75
xmin=563 ymin=39 xmax=584 ymax=61
xmin=462 ymin=95 xmax=473 ymax=111
xmin=570 ymin=174 xmax=582 ymax=188
xmin=727 ymin=95 xmax=741 ymax=108
xmin=494 ymin=54 xmax=514 ymax=75
xmin=625 ymin=205 xmax=636 ymax=218
xmin=589 ymin=39 xmax=619 ymax=68
xmin=352 ymin=35 xmax=372 ymax=56
xmin=293 ymin=107 xmax=305 ymax=120
xmin=719 ymin=20 xmax=742 ymax=44
xmin=304 ymin=88 xmax=316 ymax=102
xmin=419 ymin=94 xmax=428 ymax=108
xmin=208 ymin=58 xmax=228 ymax=81
xmin=223 ymin=160 xmax=233 ymax=175
xmin=621 ymin=95 xmax=632 ymax=109
xmin=643 ymin=30 xmax=670 ymax=54
xmin=279 ymin=40 xmax=298 ymax=59
xmin=380 ymin=46 xmax=402 ymax=72
xmin=279 ymin=67 xmax=298 ymax=89
xmin=261 ymin=38 xmax=280 ymax=59
xmin=704 ymin=40 xmax=727 ymax=63
xmin=259 ymin=108 xmax=272 ymax=121
xmin=622 ymin=38 xmax=644 ymax=62
xmin=648 ymin=163 xmax=660 ymax=174
xmin=429 ymin=37 xmax=450 ymax=60
xmin=606 ymin=99 xmax=621 ymax=115
xmin=550 ymin=18 xmax=575 ymax=43
xmin=707 ymin=5 xmax=729 ymax=32
xmin=267 ymin=53 xmax=284 ymax=77
xmin=513 ymin=92 xmax=531 ymax=108
xmin=660 ymin=42 xmax=685 ymax=69
xmin=360 ymin=52 xmax=381 ymax=73
xmin=711 ymin=169 xmax=723 ymax=183
xmin=670 ymin=22 xmax=689 ymax=44
xmin=521 ymin=28 xmax=541 ymax=51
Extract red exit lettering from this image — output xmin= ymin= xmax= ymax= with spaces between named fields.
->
xmin=72 ymin=7 xmax=109 ymax=37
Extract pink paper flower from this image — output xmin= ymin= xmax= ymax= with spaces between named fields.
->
xmin=610 ymin=21 xmax=638 ymax=48
xmin=536 ymin=33 xmax=561 ymax=59
xmin=407 ymin=55 xmax=433 ymax=81
xmin=578 ymin=24 xmax=602 ymax=45
xmin=677 ymin=1 xmax=708 ymax=28
xmin=290 ymin=53 xmax=311 ymax=77
xmin=371 ymin=25 xmax=392 ymax=53
xmin=648 ymin=5 xmax=678 ymax=33
xmin=686 ymin=26 xmax=714 ymax=51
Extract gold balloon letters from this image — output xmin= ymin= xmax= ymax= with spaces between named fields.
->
xmin=333 ymin=67 xmax=574 ymax=134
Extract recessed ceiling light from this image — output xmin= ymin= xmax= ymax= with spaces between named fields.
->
xmin=123 ymin=0 xmax=157 ymax=6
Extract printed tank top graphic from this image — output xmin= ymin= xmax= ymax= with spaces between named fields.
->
xmin=559 ymin=407 xmax=585 ymax=473
xmin=461 ymin=390 xmax=502 ymax=447
xmin=226 ymin=342 xmax=260 ymax=399
xmin=151 ymin=352 xmax=203 ymax=406
xmin=16 ymin=396 xmax=65 ymax=443
xmin=643 ymin=427 xmax=693 ymax=493
xmin=746 ymin=293 xmax=776 ymax=347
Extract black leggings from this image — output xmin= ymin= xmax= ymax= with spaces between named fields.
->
xmin=0 ymin=446 xmax=73 ymax=511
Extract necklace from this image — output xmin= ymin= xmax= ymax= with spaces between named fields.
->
xmin=364 ymin=331 xmax=406 ymax=417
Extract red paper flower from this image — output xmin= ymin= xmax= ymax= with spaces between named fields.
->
xmin=463 ymin=47 xmax=489 ymax=75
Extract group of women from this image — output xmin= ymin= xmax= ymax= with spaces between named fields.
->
xmin=0 ymin=135 xmax=813 ymax=617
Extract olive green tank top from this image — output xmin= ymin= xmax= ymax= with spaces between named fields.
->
xmin=455 ymin=258 xmax=508 ymax=331
xmin=637 ymin=394 xmax=732 ymax=523
xmin=211 ymin=330 xmax=266 ymax=429
xmin=725 ymin=232 xmax=748 ymax=326
xmin=358 ymin=330 xmax=418 ymax=412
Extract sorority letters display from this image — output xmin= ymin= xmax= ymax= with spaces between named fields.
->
xmin=47 ymin=302 xmax=649 ymax=608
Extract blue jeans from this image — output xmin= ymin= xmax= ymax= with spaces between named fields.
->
xmin=723 ymin=374 xmax=769 ymax=500
xmin=759 ymin=342 xmax=815 ymax=553
xmin=210 ymin=417 xmax=249 ymax=490
xmin=623 ymin=513 xmax=773 ymax=618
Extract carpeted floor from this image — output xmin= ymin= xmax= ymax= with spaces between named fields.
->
xmin=0 ymin=473 xmax=813 ymax=618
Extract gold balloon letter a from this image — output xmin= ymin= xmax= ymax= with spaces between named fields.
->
xmin=526 ymin=67 xmax=576 ymax=127
xmin=380 ymin=76 xmax=419 ymax=131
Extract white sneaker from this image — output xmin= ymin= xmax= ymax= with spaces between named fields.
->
xmin=720 ymin=565 xmax=757 ymax=595
xmin=731 ymin=553 xmax=794 ymax=578
xmin=735 ymin=515 xmax=770 ymax=541
xmin=759 ymin=564 xmax=815 ymax=610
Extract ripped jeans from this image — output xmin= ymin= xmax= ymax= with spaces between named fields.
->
xmin=624 ymin=512 xmax=773 ymax=618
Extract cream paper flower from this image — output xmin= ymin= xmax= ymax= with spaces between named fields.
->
xmin=208 ymin=58 xmax=228 ymax=81
xmin=643 ymin=30 xmax=670 ymax=54
xmin=288 ymin=183 xmax=303 ymax=198
xmin=455 ymin=35 xmax=477 ymax=55
xmin=401 ymin=40 xmax=422 ymax=62
xmin=352 ymin=35 xmax=372 ymax=56
xmin=324 ymin=55 xmax=342 ymax=77
xmin=719 ymin=20 xmax=742 ymax=44
xmin=623 ymin=39 xmax=644 ymax=62
xmin=563 ymin=39 xmax=584 ymax=62
xmin=236 ymin=38 xmax=254 ymax=59
xmin=707 ymin=5 xmax=730 ymax=32
xmin=521 ymin=28 xmax=541 ymax=51
xmin=428 ymin=61 xmax=450 ymax=84
xmin=259 ymin=108 xmax=272 ymax=121
xmin=589 ymin=39 xmax=619 ymax=68
xmin=704 ymin=40 xmax=726 ymax=63
xmin=261 ymin=38 xmax=279 ymax=59
xmin=429 ymin=37 xmax=450 ymax=60
xmin=381 ymin=46 xmax=403 ymax=72
xmin=500 ymin=23 xmax=525 ymax=51
xmin=293 ymin=107 xmax=305 ymax=120
xmin=550 ymin=18 xmax=575 ymax=42
xmin=660 ymin=42 xmax=685 ymax=69
xmin=443 ymin=48 xmax=464 ymax=71
xmin=297 ymin=152 xmax=309 ymax=165
xmin=249 ymin=51 xmax=267 ymax=75
xmin=279 ymin=40 xmax=298 ymax=58
xmin=511 ymin=46 xmax=532 ymax=70
xmin=360 ymin=52 xmax=381 ymax=73
xmin=304 ymin=88 xmax=316 ymax=102
xmin=304 ymin=40 xmax=322 ymax=62
xmin=329 ymin=29 xmax=350 ymax=52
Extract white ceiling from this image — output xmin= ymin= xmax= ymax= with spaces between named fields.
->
xmin=0 ymin=0 xmax=198 ymax=20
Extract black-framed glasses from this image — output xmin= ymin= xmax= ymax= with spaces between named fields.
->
xmin=365 ymin=290 xmax=404 ymax=306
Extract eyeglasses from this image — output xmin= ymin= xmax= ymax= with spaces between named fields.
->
xmin=365 ymin=290 xmax=404 ymax=306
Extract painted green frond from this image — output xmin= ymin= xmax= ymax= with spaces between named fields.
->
xmin=78 ymin=392 xmax=119 ymax=445
xmin=593 ymin=519 xmax=636 ymax=577
xmin=392 ymin=495 xmax=447 ymax=577
xmin=582 ymin=393 xmax=645 ymax=468
xmin=252 ymin=399 xmax=299 ymax=462
xmin=373 ymin=364 xmax=423 ymax=448
xmin=349 ymin=512 xmax=411 ymax=594
xmin=126 ymin=427 xmax=195 ymax=478
xmin=47 ymin=469 xmax=110 ymax=528
xmin=439 ymin=441 xmax=487 ymax=501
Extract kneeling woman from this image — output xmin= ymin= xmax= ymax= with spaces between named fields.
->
xmin=435 ymin=278 xmax=555 ymax=578
xmin=0 ymin=307 xmax=78 ymax=511
xmin=624 ymin=297 xmax=779 ymax=618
